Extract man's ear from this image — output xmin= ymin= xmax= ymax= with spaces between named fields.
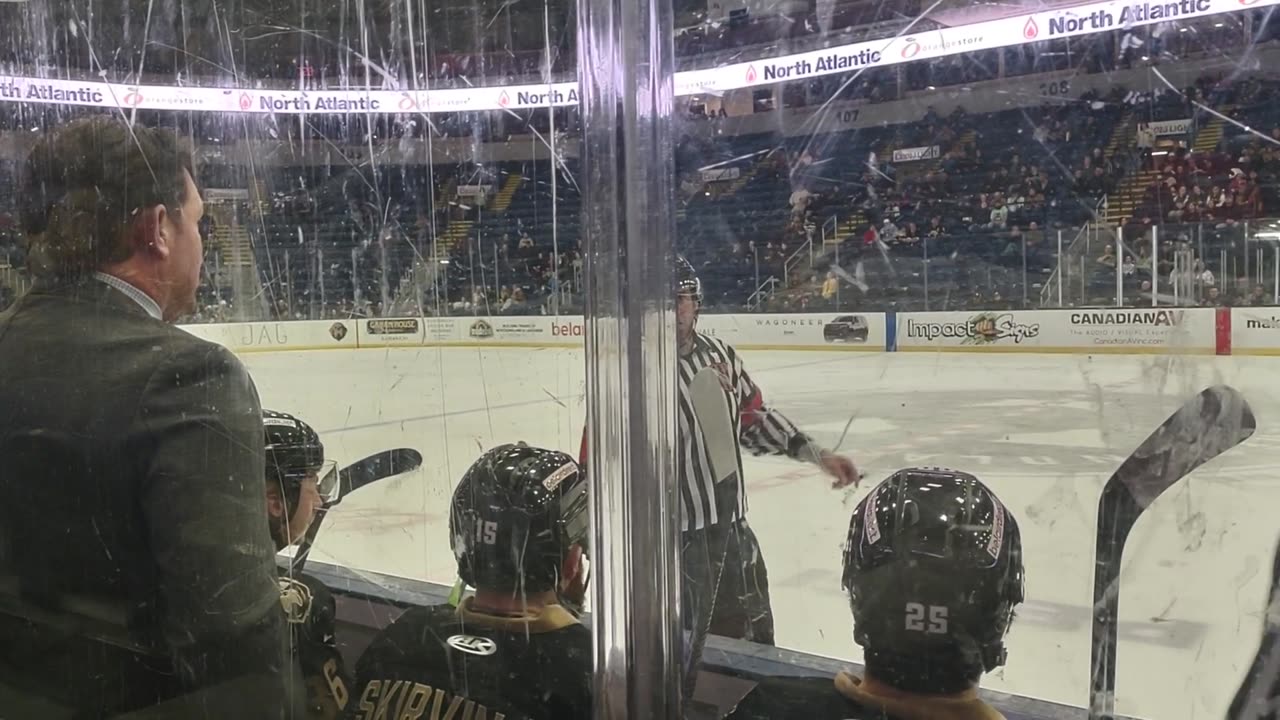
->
xmin=265 ymin=486 xmax=285 ymax=520
xmin=132 ymin=204 xmax=172 ymax=260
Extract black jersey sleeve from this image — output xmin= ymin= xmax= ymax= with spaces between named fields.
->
xmin=280 ymin=572 xmax=352 ymax=718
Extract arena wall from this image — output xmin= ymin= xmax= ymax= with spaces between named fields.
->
xmin=180 ymin=307 xmax=1280 ymax=356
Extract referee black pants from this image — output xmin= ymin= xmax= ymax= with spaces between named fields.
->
xmin=681 ymin=519 xmax=775 ymax=647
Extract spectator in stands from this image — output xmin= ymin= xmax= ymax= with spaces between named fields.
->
xmin=1136 ymin=244 xmax=1153 ymax=274
xmin=1244 ymin=285 xmax=1270 ymax=306
xmin=1170 ymin=186 xmax=1192 ymax=221
xmin=1097 ymin=244 xmax=1117 ymax=269
xmin=927 ymin=216 xmax=946 ymax=239
xmin=880 ymin=218 xmax=898 ymax=243
xmin=821 ymin=272 xmax=838 ymax=304
xmin=1203 ymin=286 xmax=1226 ymax=307
xmin=1195 ymin=259 xmax=1216 ymax=287
xmin=501 ymin=287 xmax=528 ymax=314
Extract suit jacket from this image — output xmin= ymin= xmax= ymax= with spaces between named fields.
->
xmin=0 ymin=278 xmax=290 ymax=715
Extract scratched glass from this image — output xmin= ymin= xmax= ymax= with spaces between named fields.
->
xmin=1 ymin=1 xmax=1279 ymax=719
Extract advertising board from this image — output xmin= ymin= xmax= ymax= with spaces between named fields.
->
xmin=1231 ymin=308 xmax=1280 ymax=355
xmin=891 ymin=145 xmax=941 ymax=163
xmin=698 ymin=312 xmax=886 ymax=350
xmin=1138 ymin=118 xmax=1192 ymax=136
xmin=1061 ymin=308 xmax=1214 ymax=352
xmin=182 ymin=320 xmax=355 ymax=353
xmin=358 ymin=318 xmax=426 ymax=347
xmin=6 ymin=0 xmax=1272 ymax=112
xmin=896 ymin=309 xmax=1215 ymax=353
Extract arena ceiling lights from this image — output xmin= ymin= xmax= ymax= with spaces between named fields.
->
xmin=0 ymin=0 xmax=1273 ymax=115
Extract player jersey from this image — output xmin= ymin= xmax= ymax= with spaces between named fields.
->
xmin=279 ymin=571 xmax=352 ymax=718
xmin=726 ymin=672 xmax=1005 ymax=720
xmin=348 ymin=598 xmax=592 ymax=720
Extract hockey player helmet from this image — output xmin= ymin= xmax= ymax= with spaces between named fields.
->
xmin=450 ymin=443 xmax=589 ymax=594
xmin=843 ymin=467 xmax=1024 ymax=687
xmin=263 ymin=410 xmax=336 ymax=513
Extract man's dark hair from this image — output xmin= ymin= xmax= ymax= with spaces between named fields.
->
xmin=18 ymin=116 xmax=195 ymax=279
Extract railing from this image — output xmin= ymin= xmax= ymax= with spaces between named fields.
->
xmin=821 ymin=214 xmax=839 ymax=245
xmin=1039 ymin=197 xmax=1108 ymax=308
xmin=746 ymin=277 xmax=780 ymax=310
xmin=1039 ymin=224 xmax=1090 ymax=307
xmin=782 ymin=235 xmax=815 ymax=286
xmin=185 ymin=215 xmax=1280 ymax=321
xmin=1056 ymin=219 xmax=1277 ymax=308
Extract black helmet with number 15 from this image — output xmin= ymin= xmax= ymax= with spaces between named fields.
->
xmin=843 ymin=467 xmax=1024 ymax=694
xmin=450 ymin=443 xmax=588 ymax=594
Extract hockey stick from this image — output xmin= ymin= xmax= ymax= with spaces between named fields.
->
xmin=682 ymin=368 xmax=740 ymax=696
xmin=1089 ymin=385 xmax=1255 ymax=719
xmin=289 ymin=448 xmax=424 ymax=574
xmin=1226 ymin=535 xmax=1280 ymax=720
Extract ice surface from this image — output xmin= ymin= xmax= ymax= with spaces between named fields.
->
xmin=244 ymin=345 xmax=1280 ymax=719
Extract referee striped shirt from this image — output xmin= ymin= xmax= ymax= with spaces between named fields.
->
xmin=676 ymin=332 xmax=812 ymax=532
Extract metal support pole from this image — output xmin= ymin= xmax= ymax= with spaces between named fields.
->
xmin=1021 ymin=236 xmax=1028 ymax=307
xmin=318 ymin=248 xmax=326 ymax=317
xmin=835 ymin=241 xmax=841 ymax=310
xmin=351 ymin=247 xmax=360 ymax=310
xmin=1057 ymin=229 xmax=1063 ymax=307
xmin=1151 ymin=226 xmax=1158 ymax=306
xmin=923 ymin=237 xmax=930 ymax=311
xmin=577 ymin=0 xmax=682 ymax=711
xmin=1115 ymin=226 xmax=1124 ymax=307
xmin=1245 ymin=228 xmax=1251 ymax=284
xmin=754 ymin=247 xmax=761 ymax=301
xmin=379 ymin=232 xmax=391 ymax=316
xmin=1274 ymin=245 xmax=1278 ymax=304
xmin=1080 ymin=255 xmax=1086 ymax=303
xmin=284 ymin=250 xmax=292 ymax=319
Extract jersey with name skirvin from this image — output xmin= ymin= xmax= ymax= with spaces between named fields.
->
xmin=348 ymin=599 xmax=591 ymax=720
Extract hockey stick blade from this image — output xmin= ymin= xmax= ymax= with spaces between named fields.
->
xmin=1089 ymin=385 xmax=1255 ymax=719
xmin=290 ymin=448 xmax=424 ymax=574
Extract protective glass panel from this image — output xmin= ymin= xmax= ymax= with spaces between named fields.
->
xmin=1 ymin=1 xmax=1279 ymax=719
xmin=0 ymin=2 xmax=587 ymax=718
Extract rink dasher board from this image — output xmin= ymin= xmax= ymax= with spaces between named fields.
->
xmin=178 ymin=308 xmax=1280 ymax=357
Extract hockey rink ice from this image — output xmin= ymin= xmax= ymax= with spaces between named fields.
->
xmin=243 ymin=345 xmax=1280 ymax=720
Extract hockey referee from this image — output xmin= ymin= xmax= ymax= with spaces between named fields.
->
xmin=577 ymin=257 xmax=859 ymax=675
xmin=674 ymin=255 xmax=859 ymax=651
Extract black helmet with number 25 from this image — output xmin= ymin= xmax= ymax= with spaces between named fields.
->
xmin=843 ymin=467 xmax=1024 ymax=694
xmin=450 ymin=443 xmax=588 ymax=594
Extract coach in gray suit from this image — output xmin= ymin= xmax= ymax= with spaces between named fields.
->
xmin=0 ymin=117 xmax=292 ymax=716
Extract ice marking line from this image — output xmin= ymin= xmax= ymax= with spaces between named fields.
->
xmin=315 ymin=393 xmax=584 ymax=435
